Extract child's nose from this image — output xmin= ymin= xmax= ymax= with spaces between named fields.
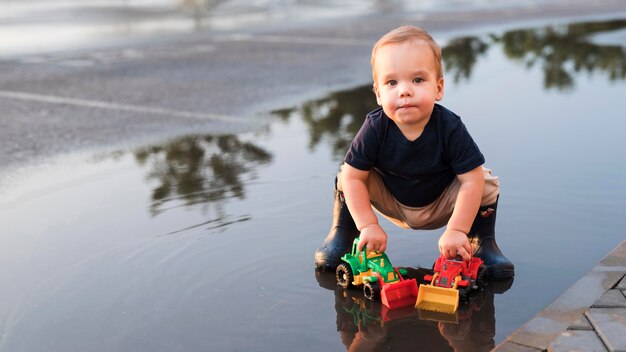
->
xmin=398 ymin=82 xmax=413 ymax=97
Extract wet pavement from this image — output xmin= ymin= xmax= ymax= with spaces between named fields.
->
xmin=2 ymin=0 xmax=626 ymax=171
xmin=1 ymin=1 xmax=626 ymax=351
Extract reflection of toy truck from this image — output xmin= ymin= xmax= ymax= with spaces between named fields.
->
xmin=415 ymin=256 xmax=484 ymax=313
xmin=336 ymin=238 xmax=418 ymax=309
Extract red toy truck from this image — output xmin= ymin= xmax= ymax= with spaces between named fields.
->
xmin=416 ymin=255 xmax=485 ymax=313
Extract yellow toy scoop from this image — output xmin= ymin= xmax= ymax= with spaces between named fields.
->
xmin=415 ymin=273 xmax=460 ymax=314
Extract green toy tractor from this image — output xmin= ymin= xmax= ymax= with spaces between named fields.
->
xmin=336 ymin=238 xmax=419 ymax=309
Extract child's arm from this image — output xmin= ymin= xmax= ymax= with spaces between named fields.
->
xmin=340 ymin=164 xmax=388 ymax=252
xmin=438 ymin=166 xmax=485 ymax=260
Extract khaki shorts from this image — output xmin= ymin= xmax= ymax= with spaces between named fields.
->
xmin=337 ymin=166 xmax=499 ymax=230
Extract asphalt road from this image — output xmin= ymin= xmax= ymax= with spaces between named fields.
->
xmin=2 ymin=0 xmax=625 ymax=176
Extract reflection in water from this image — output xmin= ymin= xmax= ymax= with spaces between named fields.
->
xmin=270 ymin=18 xmax=626 ymax=162
xmin=115 ymin=18 xmax=626 ymax=218
xmin=497 ymin=19 xmax=626 ymax=90
xmin=103 ymin=18 xmax=626 ymax=236
xmin=299 ymin=24 xmax=626 ymax=350
xmin=446 ymin=19 xmax=626 ymax=89
xmin=1 ymin=15 xmax=624 ymax=352
xmin=272 ymin=86 xmax=379 ymax=162
xmin=316 ymin=269 xmax=514 ymax=351
xmin=133 ymin=134 xmax=272 ymax=217
xmin=443 ymin=37 xmax=490 ymax=83
xmin=0 ymin=15 xmax=621 ymax=352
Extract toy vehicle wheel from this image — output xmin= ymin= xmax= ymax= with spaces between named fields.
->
xmin=459 ymin=287 xmax=470 ymax=302
xmin=336 ymin=263 xmax=354 ymax=289
xmin=363 ymin=281 xmax=380 ymax=301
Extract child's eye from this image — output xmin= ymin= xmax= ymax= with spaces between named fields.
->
xmin=386 ymin=80 xmax=397 ymax=86
xmin=413 ymin=77 xmax=424 ymax=84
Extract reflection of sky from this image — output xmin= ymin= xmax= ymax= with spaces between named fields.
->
xmin=589 ymin=28 xmax=626 ymax=46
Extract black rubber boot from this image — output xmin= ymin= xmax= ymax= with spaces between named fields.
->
xmin=314 ymin=186 xmax=360 ymax=271
xmin=468 ymin=198 xmax=515 ymax=280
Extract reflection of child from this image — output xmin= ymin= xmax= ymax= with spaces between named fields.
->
xmin=316 ymin=266 xmax=502 ymax=352
xmin=315 ymin=25 xmax=513 ymax=280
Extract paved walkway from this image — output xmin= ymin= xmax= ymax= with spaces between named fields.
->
xmin=496 ymin=240 xmax=626 ymax=351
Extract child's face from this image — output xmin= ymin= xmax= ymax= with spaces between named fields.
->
xmin=373 ymin=40 xmax=444 ymax=128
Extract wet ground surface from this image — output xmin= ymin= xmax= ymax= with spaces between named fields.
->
xmin=1 ymin=14 xmax=626 ymax=350
xmin=3 ymin=0 xmax=626 ymax=172
xmin=0 ymin=0 xmax=606 ymax=57
xmin=2 ymin=0 xmax=626 ymax=350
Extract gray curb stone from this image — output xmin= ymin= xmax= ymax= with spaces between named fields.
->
xmin=495 ymin=240 xmax=626 ymax=351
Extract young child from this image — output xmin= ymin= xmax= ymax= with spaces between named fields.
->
xmin=314 ymin=25 xmax=514 ymax=280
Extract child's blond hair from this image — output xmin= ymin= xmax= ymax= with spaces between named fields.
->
xmin=371 ymin=26 xmax=443 ymax=89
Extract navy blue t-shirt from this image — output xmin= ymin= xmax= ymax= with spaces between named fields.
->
xmin=344 ymin=104 xmax=485 ymax=207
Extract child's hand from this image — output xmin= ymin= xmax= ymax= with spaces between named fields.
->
xmin=357 ymin=224 xmax=388 ymax=252
xmin=438 ymin=229 xmax=472 ymax=261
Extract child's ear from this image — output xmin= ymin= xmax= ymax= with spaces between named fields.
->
xmin=436 ymin=77 xmax=445 ymax=101
xmin=373 ymin=85 xmax=382 ymax=106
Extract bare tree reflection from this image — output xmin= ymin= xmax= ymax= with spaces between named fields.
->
xmin=134 ymin=134 xmax=272 ymax=216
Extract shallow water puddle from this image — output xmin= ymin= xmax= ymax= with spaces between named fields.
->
xmin=0 ymin=18 xmax=626 ymax=351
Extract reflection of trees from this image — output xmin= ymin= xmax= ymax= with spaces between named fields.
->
xmin=495 ymin=19 xmax=626 ymax=89
xmin=442 ymin=19 xmax=626 ymax=89
xmin=270 ymin=19 xmax=626 ymax=162
xmin=272 ymin=86 xmax=379 ymax=161
xmin=443 ymin=37 xmax=489 ymax=83
xmin=134 ymin=134 xmax=272 ymax=216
